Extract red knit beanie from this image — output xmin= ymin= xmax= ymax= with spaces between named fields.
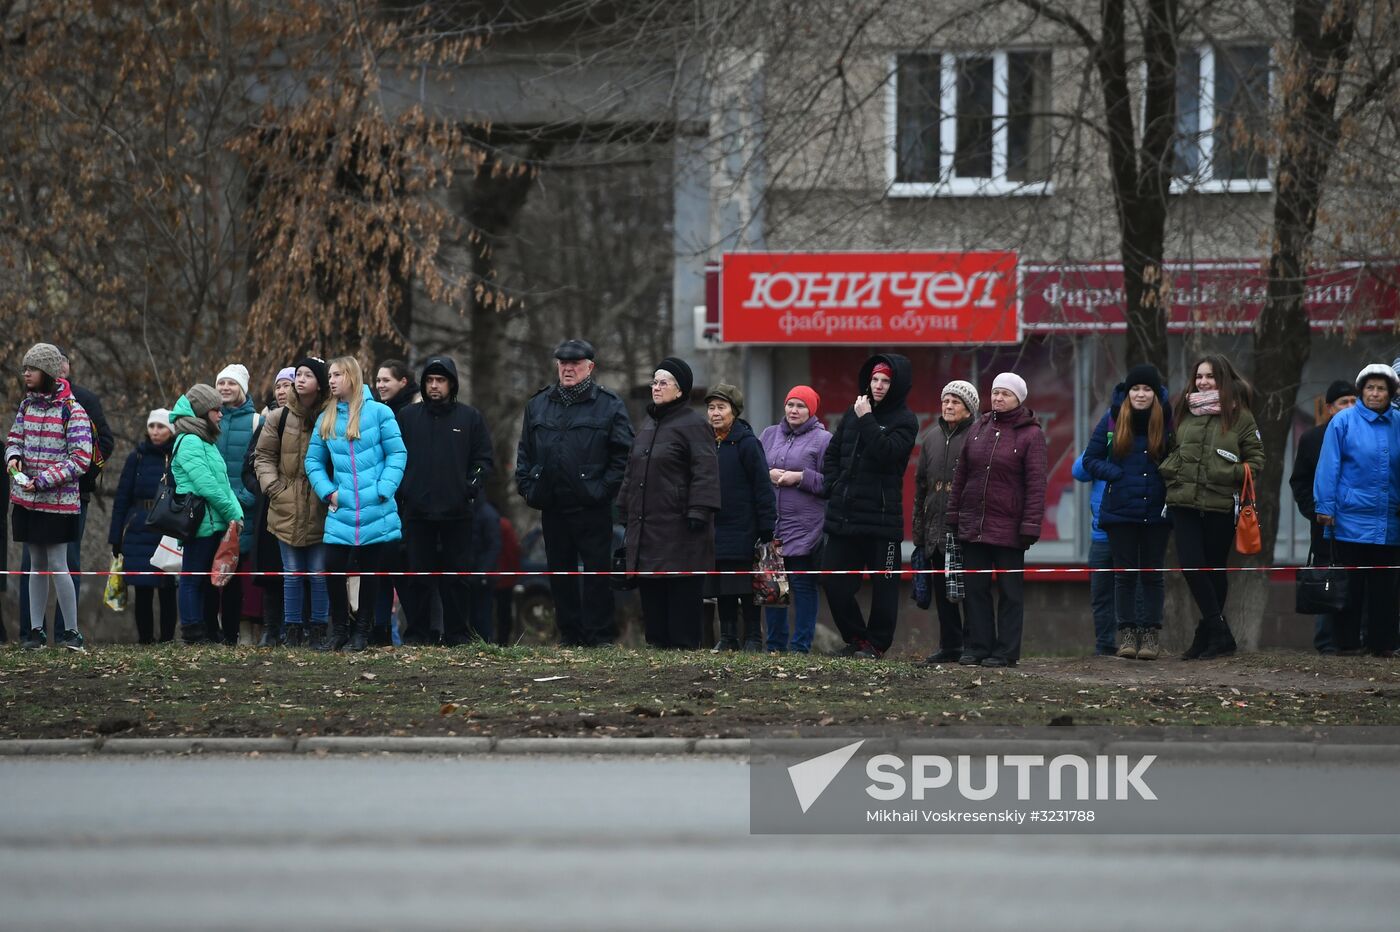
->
xmin=785 ymin=385 xmax=820 ymax=418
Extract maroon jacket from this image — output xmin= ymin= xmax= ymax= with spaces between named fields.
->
xmin=946 ymin=404 xmax=1048 ymax=549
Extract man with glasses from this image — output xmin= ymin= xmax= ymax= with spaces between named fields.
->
xmin=516 ymin=340 xmax=634 ymax=646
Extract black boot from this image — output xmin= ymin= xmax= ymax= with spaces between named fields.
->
xmin=346 ymin=615 xmax=373 ymax=653
xmin=1180 ymin=619 xmax=1210 ymax=660
xmin=306 ymin=622 xmax=328 ymax=650
xmin=711 ymin=614 xmax=740 ymax=653
xmin=1199 ymin=615 xmax=1237 ymax=659
xmin=314 ymin=620 xmax=349 ymax=652
xmin=257 ymin=617 xmax=283 ymax=648
xmin=283 ymin=624 xmax=305 ymax=648
xmin=181 ymin=622 xmax=207 ymax=645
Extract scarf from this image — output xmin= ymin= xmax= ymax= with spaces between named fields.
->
xmin=1187 ymin=391 xmax=1221 ymax=416
xmin=554 ymin=376 xmax=594 ymax=407
xmin=173 ymin=415 xmax=218 ymax=444
xmin=646 ymin=396 xmax=687 ymax=420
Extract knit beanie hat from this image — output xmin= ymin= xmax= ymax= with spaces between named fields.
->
xmin=22 ymin=343 xmax=64 ymax=379
xmin=294 ymin=356 xmax=329 ymax=395
xmin=1355 ymin=363 xmax=1400 ymax=395
xmin=185 ymin=383 xmax=221 ymax=418
xmin=1325 ymin=379 xmax=1357 ymax=405
xmin=940 ymin=380 xmax=980 ymax=417
xmin=657 ymin=356 xmax=693 ymax=397
xmin=785 ymin=385 xmax=820 ymax=418
xmin=703 ymin=382 xmax=744 ymax=415
xmin=147 ymin=408 xmax=171 ymax=428
xmin=275 ymin=367 xmax=296 ymax=384
xmin=1123 ymin=363 xmax=1164 ymax=392
xmin=992 ymin=372 xmax=1028 ymax=404
xmin=216 ymin=363 xmax=250 ymax=396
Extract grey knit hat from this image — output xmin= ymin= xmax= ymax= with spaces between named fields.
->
xmin=185 ymin=383 xmax=221 ymax=418
xmin=22 ymin=343 xmax=64 ymax=379
xmin=941 ymin=379 xmax=980 ymax=418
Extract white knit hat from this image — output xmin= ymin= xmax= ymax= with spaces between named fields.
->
xmin=216 ymin=363 xmax=250 ymax=396
xmin=1355 ymin=363 xmax=1399 ymax=395
xmin=147 ymin=408 xmax=171 ymax=427
xmin=992 ymin=371 xmax=1028 ymax=404
xmin=940 ymin=380 xmax=980 ymax=417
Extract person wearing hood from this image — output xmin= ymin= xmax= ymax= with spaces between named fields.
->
xmin=7 ymin=343 xmax=95 ymax=651
xmin=946 ymin=372 xmax=1047 ymax=667
xmin=395 ymin=354 xmax=493 ymax=646
xmin=199 ymin=362 xmax=259 ymax=645
xmin=305 ymin=356 xmax=407 ymax=652
xmin=759 ymin=385 xmax=832 ymax=653
xmin=619 ymin=356 xmax=720 ymax=649
xmin=376 ymin=359 xmax=420 ymax=414
xmin=108 ymin=408 xmax=178 ymax=643
xmin=516 ymin=339 xmax=634 ymax=647
xmin=1081 ymin=365 xmax=1173 ymax=661
xmin=169 ymin=383 xmax=245 ymax=644
xmin=254 ymin=356 xmax=332 ymax=648
xmin=1313 ymin=363 xmax=1400 ymax=657
xmin=820 ymin=353 xmax=919 ymax=659
xmin=704 ymin=382 xmax=776 ymax=652
xmin=912 ymin=380 xmax=979 ymax=664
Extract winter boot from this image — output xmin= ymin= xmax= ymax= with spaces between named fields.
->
xmin=1181 ymin=619 xmax=1210 ymax=660
xmin=1199 ymin=615 xmax=1237 ymax=659
xmin=306 ymin=622 xmax=328 ymax=650
xmin=258 ymin=617 xmax=283 ymax=648
xmin=1136 ymin=628 xmax=1160 ymax=660
xmin=1116 ymin=626 xmax=1140 ymax=659
xmin=711 ymin=615 xmax=740 ymax=653
xmin=346 ymin=615 xmax=373 ymax=653
xmin=181 ymin=622 xmax=207 ymax=645
xmin=314 ymin=620 xmax=349 ymax=652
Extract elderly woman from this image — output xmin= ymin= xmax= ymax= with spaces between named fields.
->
xmin=704 ymin=382 xmax=776 ymax=652
xmin=618 ymin=356 xmax=719 ymax=649
xmin=759 ymin=385 xmax=831 ymax=654
xmin=1313 ymin=363 xmax=1400 ymax=657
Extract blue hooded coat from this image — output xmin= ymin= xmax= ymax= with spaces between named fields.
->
xmin=305 ymin=385 xmax=407 ymax=547
xmin=1313 ymin=402 xmax=1400 ymax=546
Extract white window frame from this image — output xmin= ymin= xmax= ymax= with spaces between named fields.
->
xmin=1170 ymin=43 xmax=1273 ymax=194
xmin=887 ymin=50 xmax=1054 ymax=198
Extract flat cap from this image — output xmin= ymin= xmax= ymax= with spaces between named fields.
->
xmin=553 ymin=339 xmax=595 ymax=361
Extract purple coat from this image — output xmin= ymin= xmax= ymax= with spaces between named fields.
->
xmin=947 ymin=404 xmax=1048 ymax=549
xmin=760 ymin=416 xmax=832 ymax=557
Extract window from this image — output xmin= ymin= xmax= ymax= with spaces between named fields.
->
xmin=1173 ymin=44 xmax=1271 ymax=192
xmin=890 ymin=50 xmax=1052 ymax=196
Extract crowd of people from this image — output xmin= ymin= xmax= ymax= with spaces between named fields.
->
xmin=6 ymin=337 xmax=1399 ymax=660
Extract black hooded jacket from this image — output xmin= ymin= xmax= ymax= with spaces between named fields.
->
xmin=821 ymin=353 xmax=919 ymax=539
xmin=395 ymin=356 xmax=494 ymax=520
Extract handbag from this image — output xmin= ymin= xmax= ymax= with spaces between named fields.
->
xmin=752 ymin=540 xmax=790 ymax=606
xmin=1296 ymin=530 xmax=1348 ymax=614
xmin=610 ymin=546 xmax=638 ymax=591
xmin=944 ymin=532 xmax=966 ymax=603
xmin=146 ymin=436 xmax=207 ymax=542
xmin=152 ymin=535 xmax=184 ymax=574
xmin=1234 ymin=464 xmax=1262 ymax=555
xmin=910 ymin=546 xmax=932 ymax=609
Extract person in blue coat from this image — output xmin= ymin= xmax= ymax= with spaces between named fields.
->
xmin=203 ymin=363 xmax=260 ymax=644
xmin=1081 ymin=364 xmax=1172 ymax=661
xmin=305 ymin=356 xmax=407 ymax=652
xmin=1313 ymin=363 xmax=1400 ymax=657
xmin=108 ymin=408 xmax=178 ymax=643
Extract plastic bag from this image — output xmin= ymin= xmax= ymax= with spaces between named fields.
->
xmin=752 ymin=540 xmax=790 ymax=606
xmin=152 ymin=536 xmax=183 ymax=574
xmin=103 ymin=555 xmax=127 ymax=612
xmin=211 ymin=524 xmax=241 ymax=588
xmin=910 ymin=546 xmax=931 ymax=609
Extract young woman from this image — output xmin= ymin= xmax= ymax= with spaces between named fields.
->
xmin=108 ymin=408 xmax=178 ymax=643
xmin=1081 ymin=365 xmax=1172 ymax=661
xmin=170 ymin=384 xmax=245 ymax=644
xmin=254 ymin=357 xmax=332 ymax=648
xmin=7 ymin=343 xmax=95 ymax=650
xmin=304 ymin=356 xmax=406 ymax=652
xmin=1160 ymin=354 xmax=1264 ymax=659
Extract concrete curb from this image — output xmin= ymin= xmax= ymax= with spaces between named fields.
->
xmin=2 ymin=737 xmax=1399 ymax=762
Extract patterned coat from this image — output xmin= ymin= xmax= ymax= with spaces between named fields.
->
xmin=5 ymin=379 xmax=94 ymax=514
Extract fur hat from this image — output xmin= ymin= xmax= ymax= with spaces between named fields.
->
xmin=22 ymin=343 xmax=64 ymax=379
xmin=992 ymin=372 xmax=1028 ymax=404
xmin=1355 ymin=363 xmax=1400 ymax=395
xmin=940 ymin=380 xmax=980 ymax=418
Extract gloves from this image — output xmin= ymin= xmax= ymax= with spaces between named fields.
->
xmin=1020 ymin=535 xmax=1038 ymax=550
xmin=757 ymin=528 xmax=774 ymax=543
xmin=111 ymin=545 xmax=121 ymax=558
xmin=687 ymin=517 xmax=705 ymax=533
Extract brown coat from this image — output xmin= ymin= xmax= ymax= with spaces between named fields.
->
xmin=618 ymin=403 xmax=720 ymax=572
xmin=253 ymin=399 xmax=327 ymax=548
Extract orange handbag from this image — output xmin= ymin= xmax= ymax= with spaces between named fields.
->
xmin=1235 ymin=464 xmax=1262 ymax=554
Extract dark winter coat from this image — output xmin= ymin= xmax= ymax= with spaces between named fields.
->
xmin=1080 ymin=384 xmax=1172 ymax=527
xmin=108 ymin=439 xmax=175 ymax=586
xmin=618 ymin=400 xmax=720 ymax=572
xmin=822 ymin=353 xmax=919 ymax=540
xmin=1290 ymin=421 xmax=1329 ymax=550
xmin=395 ymin=357 xmax=493 ymax=521
xmin=712 ymin=418 xmax=777 ymax=561
xmin=70 ymin=382 xmax=115 ymax=501
xmin=516 ymin=379 xmax=633 ymax=514
xmin=758 ymin=415 xmax=831 ymax=557
xmin=471 ymin=498 xmax=504 ymax=574
xmin=947 ymin=404 xmax=1048 ymax=549
xmin=912 ymin=416 xmax=972 ymax=550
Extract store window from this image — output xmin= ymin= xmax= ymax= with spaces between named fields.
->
xmin=1173 ymin=44 xmax=1271 ymax=192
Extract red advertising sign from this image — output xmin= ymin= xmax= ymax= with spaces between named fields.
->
xmin=721 ymin=251 xmax=1020 ymax=344
xmin=1022 ymin=260 xmax=1400 ymax=332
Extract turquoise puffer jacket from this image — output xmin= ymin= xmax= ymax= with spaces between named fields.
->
xmin=214 ymin=396 xmax=257 ymax=551
xmin=305 ymin=385 xmax=407 ymax=546
xmin=169 ymin=396 xmax=245 ymax=539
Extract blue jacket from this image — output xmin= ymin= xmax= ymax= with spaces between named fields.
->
xmin=1071 ymin=454 xmax=1107 ymax=544
xmin=1081 ymin=384 xmax=1171 ymax=527
xmin=1313 ymin=403 xmax=1400 ymax=546
xmin=306 ymin=385 xmax=407 ymax=546
xmin=214 ymin=396 xmax=258 ymax=551
xmin=108 ymin=439 xmax=175 ymax=585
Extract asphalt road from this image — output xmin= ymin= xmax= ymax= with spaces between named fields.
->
xmin=1 ymin=755 xmax=1397 ymax=930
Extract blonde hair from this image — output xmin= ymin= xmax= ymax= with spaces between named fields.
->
xmin=320 ymin=356 xmax=365 ymax=441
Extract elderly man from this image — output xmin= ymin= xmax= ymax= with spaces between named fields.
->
xmin=516 ymin=339 xmax=634 ymax=647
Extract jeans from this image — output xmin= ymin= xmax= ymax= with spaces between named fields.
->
xmin=18 ymin=500 xmax=87 ymax=636
xmin=1089 ymin=538 xmax=1148 ymax=652
xmin=178 ymin=534 xmax=222 ymax=627
xmin=765 ymin=553 xmax=818 ymax=652
xmin=1106 ymin=523 xmax=1170 ymax=629
xmin=277 ymin=541 xmax=329 ymax=624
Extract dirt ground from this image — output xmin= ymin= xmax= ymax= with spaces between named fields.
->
xmin=2 ymin=644 xmax=1397 ymax=740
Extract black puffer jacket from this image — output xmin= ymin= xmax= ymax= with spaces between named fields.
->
xmin=821 ymin=353 xmax=919 ymax=540
xmin=395 ymin=356 xmax=494 ymax=521
xmin=515 ymin=379 xmax=633 ymax=513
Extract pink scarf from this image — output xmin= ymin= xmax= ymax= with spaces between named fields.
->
xmin=1188 ymin=390 xmax=1222 ymax=416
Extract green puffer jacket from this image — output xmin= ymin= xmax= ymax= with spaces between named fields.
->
xmin=170 ymin=396 xmax=245 ymax=539
xmin=1159 ymin=407 xmax=1265 ymax=514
